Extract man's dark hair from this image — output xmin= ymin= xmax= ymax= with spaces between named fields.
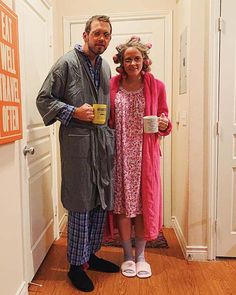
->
xmin=85 ymin=15 xmax=112 ymax=34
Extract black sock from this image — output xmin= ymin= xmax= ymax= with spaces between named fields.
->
xmin=89 ymin=254 xmax=120 ymax=273
xmin=68 ymin=264 xmax=94 ymax=292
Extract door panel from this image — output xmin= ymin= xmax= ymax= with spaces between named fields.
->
xmin=16 ymin=0 xmax=54 ymax=280
xmin=217 ymin=0 xmax=236 ymax=257
xmin=64 ymin=13 xmax=172 ymax=226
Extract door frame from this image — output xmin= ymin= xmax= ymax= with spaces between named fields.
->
xmin=64 ymin=11 xmax=173 ymax=226
xmin=207 ymin=0 xmax=221 ymax=260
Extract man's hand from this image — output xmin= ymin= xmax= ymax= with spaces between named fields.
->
xmin=73 ymin=103 xmax=95 ymax=122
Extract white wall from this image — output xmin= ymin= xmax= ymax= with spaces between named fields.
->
xmin=172 ymin=0 xmax=209 ymax=258
xmin=188 ymin=0 xmax=207 ymax=247
xmin=172 ymin=0 xmax=190 ymax=244
xmin=0 ymin=144 xmax=26 ymax=295
xmin=0 ymin=3 xmax=25 ymax=295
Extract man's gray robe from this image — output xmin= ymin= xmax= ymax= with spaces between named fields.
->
xmin=36 ymin=49 xmax=114 ymax=212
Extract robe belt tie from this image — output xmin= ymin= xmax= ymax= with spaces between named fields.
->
xmin=69 ymin=121 xmax=113 ymax=210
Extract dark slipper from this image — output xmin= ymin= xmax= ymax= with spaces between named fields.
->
xmin=68 ymin=266 xmax=94 ymax=292
xmin=88 ymin=254 xmax=120 ymax=273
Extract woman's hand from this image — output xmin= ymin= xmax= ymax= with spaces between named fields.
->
xmin=158 ymin=113 xmax=169 ymax=131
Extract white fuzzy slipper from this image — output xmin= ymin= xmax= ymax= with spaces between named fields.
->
xmin=121 ymin=260 xmax=136 ymax=277
xmin=136 ymin=261 xmax=152 ymax=278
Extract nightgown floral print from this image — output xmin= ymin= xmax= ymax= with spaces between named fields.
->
xmin=113 ymin=87 xmax=145 ymax=217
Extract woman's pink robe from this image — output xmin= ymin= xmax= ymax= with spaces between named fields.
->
xmin=108 ymin=72 xmax=172 ymax=241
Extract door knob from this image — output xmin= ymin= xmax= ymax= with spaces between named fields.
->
xmin=23 ymin=146 xmax=35 ymax=156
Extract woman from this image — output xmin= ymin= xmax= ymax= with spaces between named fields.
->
xmin=109 ymin=36 xmax=172 ymax=278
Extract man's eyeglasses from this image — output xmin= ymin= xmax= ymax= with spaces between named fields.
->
xmin=91 ymin=31 xmax=111 ymax=39
xmin=124 ymin=57 xmax=143 ymax=64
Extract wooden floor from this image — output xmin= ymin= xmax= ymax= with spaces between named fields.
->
xmin=29 ymin=228 xmax=236 ymax=294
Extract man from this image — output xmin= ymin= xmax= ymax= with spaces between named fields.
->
xmin=36 ymin=15 xmax=119 ymax=292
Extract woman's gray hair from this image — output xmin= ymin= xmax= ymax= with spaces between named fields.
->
xmin=113 ymin=36 xmax=152 ymax=74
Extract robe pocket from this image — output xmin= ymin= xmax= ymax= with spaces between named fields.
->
xmin=104 ymin=127 xmax=115 ymax=168
xmin=105 ymin=128 xmax=115 ymax=154
xmin=67 ymin=128 xmax=90 ymax=159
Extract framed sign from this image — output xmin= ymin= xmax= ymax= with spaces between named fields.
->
xmin=0 ymin=0 xmax=22 ymax=144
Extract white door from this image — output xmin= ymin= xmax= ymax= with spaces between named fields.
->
xmin=16 ymin=0 xmax=55 ymax=281
xmin=64 ymin=12 xmax=172 ymax=226
xmin=217 ymin=0 xmax=236 ymax=257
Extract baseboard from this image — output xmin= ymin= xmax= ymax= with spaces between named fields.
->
xmin=185 ymin=245 xmax=208 ymax=261
xmin=59 ymin=212 xmax=68 ymax=236
xmin=171 ymin=216 xmax=208 ymax=261
xmin=16 ymin=281 xmax=28 ymax=295
xmin=171 ymin=216 xmax=187 ymax=258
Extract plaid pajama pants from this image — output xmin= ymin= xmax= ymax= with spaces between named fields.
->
xmin=67 ymin=206 xmax=107 ymax=266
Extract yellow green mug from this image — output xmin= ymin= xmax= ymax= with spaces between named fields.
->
xmin=92 ymin=104 xmax=107 ymax=125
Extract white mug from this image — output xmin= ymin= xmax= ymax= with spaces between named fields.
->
xmin=143 ymin=115 xmax=159 ymax=133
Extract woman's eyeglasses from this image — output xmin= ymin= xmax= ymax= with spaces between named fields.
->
xmin=124 ymin=57 xmax=143 ymax=64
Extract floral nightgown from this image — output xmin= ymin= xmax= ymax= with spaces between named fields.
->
xmin=113 ymin=87 xmax=145 ymax=217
